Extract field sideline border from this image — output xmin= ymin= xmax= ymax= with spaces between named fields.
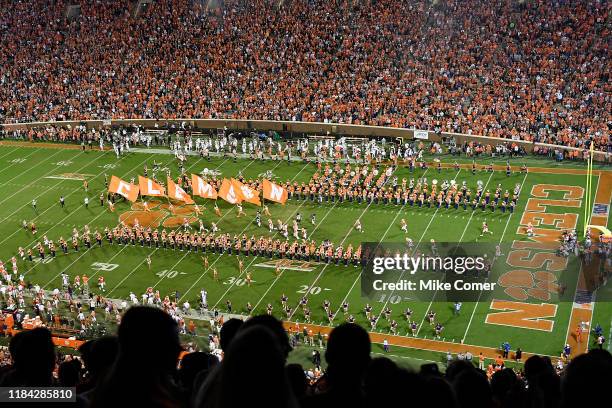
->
xmin=281 ymin=320 xmax=554 ymax=363
xmin=563 ymin=171 xmax=612 ymax=355
xmin=0 ymin=140 xmax=111 ymax=151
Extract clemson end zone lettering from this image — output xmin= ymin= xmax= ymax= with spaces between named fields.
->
xmin=485 ymin=300 xmax=557 ymax=332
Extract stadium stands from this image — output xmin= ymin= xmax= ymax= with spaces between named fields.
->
xmin=0 ymin=0 xmax=609 ymax=151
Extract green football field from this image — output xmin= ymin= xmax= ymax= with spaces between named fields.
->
xmin=0 ymin=143 xmax=610 ymax=368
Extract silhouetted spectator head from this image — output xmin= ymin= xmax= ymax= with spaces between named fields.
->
xmin=78 ymin=339 xmax=94 ymax=367
xmin=214 ymin=325 xmax=298 ymax=408
xmin=491 ymin=368 xmax=522 ymax=407
xmin=445 ymin=360 xmax=475 ymax=382
xmin=528 ymin=369 xmax=559 ymax=408
xmin=524 ymin=355 xmax=554 ymax=385
xmin=365 ymin=359 xmax=432 ymax=407
xmin=286 ymin=363 xmax=308 ymax=399
xmin=117 ymin=306 xmax=181 ymax=373
xmin=178 ymin=352 xmax=218 ymax=393
xmin=240 ymin=314 xmax=292 ymax=359
xmin=80 ymin=336 xmax=119 ymax=381
xmin=325 ymin=323 xmax=371 ymax=386
xmin=419 ymin=362 xmax=443 ymax=379
xmin=219 ymin=318 xmax=243 ymax=351
xmin=58 ymin=359 xmax=81 ymax=387
xmin=424 ymin=376 xmax=457 ymax=408
xmin=192 ymin=315 xmax=288 ymax=408
xmin=90 ymin=306 xmax=181 ymax=408
xmin=561 ymin=349 xmax=612 ymax=408
xmin=2 ymin=327 xmax=55 ymax=386
xmin=453 ymin=367 xmax=492 ymax=408
xmin=364 ymin=357 xmax=398 ymax=404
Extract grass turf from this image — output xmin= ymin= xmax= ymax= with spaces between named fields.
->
xmin=0 ymin=144 xmax=609 ymax=365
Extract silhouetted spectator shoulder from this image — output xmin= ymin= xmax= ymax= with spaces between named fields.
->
xmin=89 ymin=306 xmax=182 ymax=408
xmin=196 ymin=325 xmax=298 ymax=408
xmin=0 ymin=327 xmax=56 ymax=387
xmin=304 ymin=323 xmax=371 ymax=408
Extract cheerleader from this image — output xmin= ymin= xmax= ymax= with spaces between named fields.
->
xmin=263 ymin=204 xmax=271 ymax=216
xmin=481 ymin=222 xmax=493 ymax=236
xmin=354 ymin=219 xmax=363 ymax=233
xmin=236 ymin=203 xmax=246 ymax=218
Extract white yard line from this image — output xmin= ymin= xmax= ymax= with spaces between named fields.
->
xmin=0 ymin=147 xmax=27 ymax=174
xmin=581 ymin=172 xmax=601 ymax=350
xmin=0 ymin=147 xmax=40 ymax=179
xmin=372 ymin=169 xmax=462 ymax=329
xmin=42 ymin=155 xmax=209 ymax=289
xmin=286 ymin=167 xmax=412 ymax=321
xmin=177 ymin=161 xmax=313 ymax=303
xmin=415 ymin=169 xmax=494 ymax=336
xmin=149 ymin=158 xmax=268 ymax=290
xmin=106 ymin=157 xmax=270 ymax=296
xmin=0 ymin=150 xmax=108 ymax=249
xmin=562 ymin=172 xmax=603 ymax=353
xmin=18 ymin=153 xmax=153 ymax=252
xmin=97 ymin=157 xmax=245 ymax=295
xmin=0 ymin=149 xmax=67 ymax=207
xmin=461 ymin=172 xmax=529 ymax=342
xmin=286 ymin=202 xmax=373 ymax=321
xmin=249 ymin=205 xmax=340 ymax=312
xmin=35 ymin=154 xmax=165 ymax=287
xmin=0 ymin=146 xmax=22 ymax=161
xmin=5 ymin=149 xmax=197 ymax=252
xmin=332 ymin=201 xmax=409 ymax=324
xmin=48 ymin=209 xmax=173 ymax=290
xmin=0 ymin=148 xmax=45 ymax=180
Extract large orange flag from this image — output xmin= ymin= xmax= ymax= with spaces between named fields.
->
xmin=191 ymin=174 xmax=218 ymax=199
xmin=262 ymin=179 xmax=288 ymax=204
xmin=167 ymin=177 xmax=194 ymax=204
xmin=232 ymin=178 xmax=261 ymax=206
xmin=138 ymin=176 xmax=166 ymax=197
xmin=218 ymin=178 xmax=243 ymax=204
xmin=108 ymin=176 xmax=139 ymax=202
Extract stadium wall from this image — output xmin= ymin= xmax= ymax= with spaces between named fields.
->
xmin=2 ymin=119 xmax=609 ymax=162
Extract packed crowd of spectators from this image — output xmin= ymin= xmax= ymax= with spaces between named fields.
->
xmin=0 ymin=307 xmax=610 ymax=408
xmin=0 ymin=0 xmax=609 ymax=152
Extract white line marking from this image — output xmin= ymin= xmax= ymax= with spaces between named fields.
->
xmin=373 ymin=169 xmax=462 ymax=329
xmin=37 ymin=154 xmax=168 ymax=287
xmin=461 ymin=172 xmax=528 ymax=342
xmin=416 ymin=170 xmax=494 ymax=337
xmin=286 ymin=169 xmax=409 ymax=321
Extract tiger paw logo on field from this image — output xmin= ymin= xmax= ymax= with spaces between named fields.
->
xmin=497 ymin=270 xmax=561 ymax=301
xmin=119 ymin=200 xmax=198 ymax=228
